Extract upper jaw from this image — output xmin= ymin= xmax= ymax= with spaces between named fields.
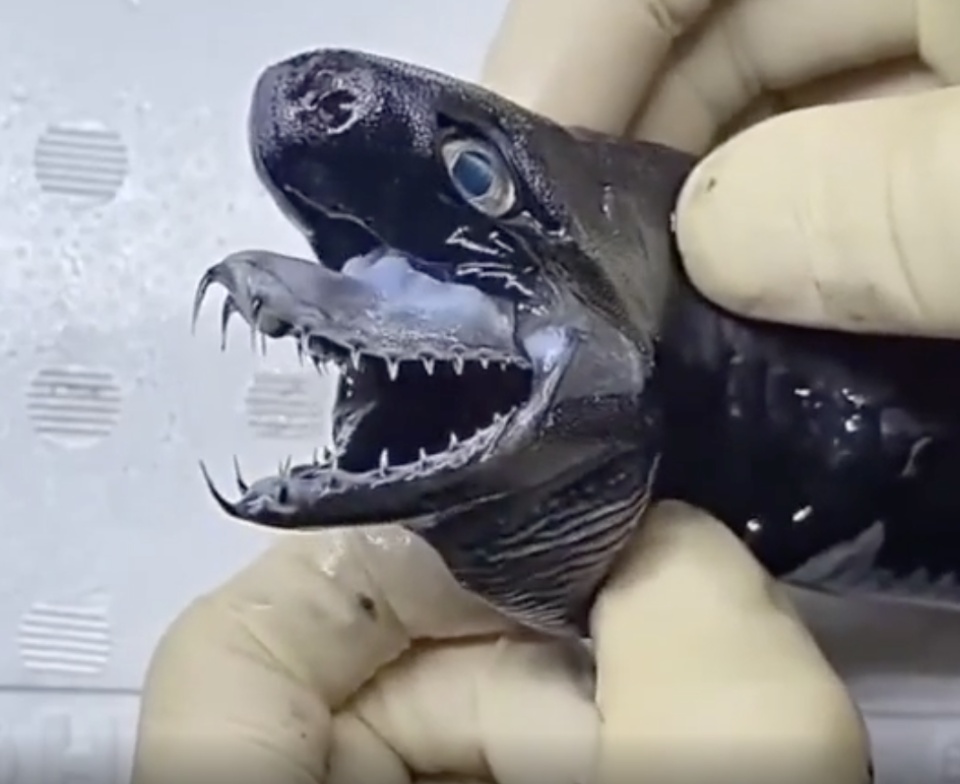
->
xmin=193 ymin=245 xmax=573 ymax=528
xmin=192 ymin=247 xmax=525 ymax=367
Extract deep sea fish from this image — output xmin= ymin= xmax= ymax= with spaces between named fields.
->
xmin=192 ymin=48 xmax=960 ymax=638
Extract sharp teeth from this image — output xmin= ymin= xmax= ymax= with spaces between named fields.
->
xmin=278 ymin=456 xmax=292 ymax=477
xmin=453 ymin=356 xmax=465 ymax=375
xmin=418 ymin=447 xmax=428 ymax=463
xmin=219 ymin=297 xmax=236 ymax=351
xmin=249 ymin=297 xmax=263 ymax=352
xmin=232 ymin=455 xmax=248 ymax=493
xmin=311 ymin=448 xmax=320 ymax=465
xmin=448 ymin=432 xmax=459 ymax=449
xmin=350 ymin=349 xmax=363 ymax=370
xmin=298 ymin=333 xmax=311 ymax=365
xmin=379 ymin=449 xmax=390 ymax=470
xmin=386 ymin=357 xmax=399 ymax=380
xmin=422 ymin=357 xmax=435 ymax=375
xmin=479 ymin=358 xmax=489 ymax=369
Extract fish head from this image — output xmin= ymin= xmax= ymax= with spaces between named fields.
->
xmin=193 ymin=48 xmax=693 ymax=633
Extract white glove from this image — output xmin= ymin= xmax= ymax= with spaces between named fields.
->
xmin=134 ymin=507 xmax=863 ymax=784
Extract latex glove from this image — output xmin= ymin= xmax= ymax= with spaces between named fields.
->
xmin=134 ymin=506 xmax=864 ymax=784
xmin=482 ymin=0 xmax=960 ymax=337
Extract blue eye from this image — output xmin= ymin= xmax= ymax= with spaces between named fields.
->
xmin=451 ymin=150 xmax=495 ymax=198
xmin=441 ymin=137 xmax=516 ymax=217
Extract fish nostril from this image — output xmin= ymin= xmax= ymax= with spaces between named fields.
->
xmin=309 ymin=88 xmax=358 ymax=130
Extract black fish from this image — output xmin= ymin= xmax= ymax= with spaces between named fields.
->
xmin=192 ymin=48 xmax=960 ymax=637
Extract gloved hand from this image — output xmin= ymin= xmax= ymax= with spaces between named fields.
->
xmin=135 ymin=2 xmax=960 ymax=783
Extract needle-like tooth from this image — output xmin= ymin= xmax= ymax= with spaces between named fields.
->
xmin=232 ymin=455 xmax=248 ymax=493
xmin=278 ymin=456 xmax=292 ymax=477
xmin=198 ymin=460 xmax=242 ymax=517
xmin=386 ymin=357 xmax=400 ymax=381
xmin=499 ymin=361 xmax=508 ymax=371
xmin=418 ymin=447 xmax=428 ymax=463
xmin=422 ymin=357 xmax=435 ymax=375
xmin=312 ymin=448 xmax=319 ymax=465
xmin=218 ymin=296 xmax=237 ymax=351
xmin=379 ymin=449 xmax=390 ymax=470
xmin=190 ymin=271 xmax=212 ymax=336
xmin=453 ymin=356 xmax=465 ymax=375
xmin=248 ymin=297 xmax=263 ymax=353
xmin=448 ymin=432 xmax=459 ymax=449
xmin=350 ymin=348 xmax=363 ymax=370
xmin=479 ymin=357 xmax=489 ymax=370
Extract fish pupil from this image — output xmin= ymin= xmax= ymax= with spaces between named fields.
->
xmin=452 ymin=150 xmax=495 ymax=198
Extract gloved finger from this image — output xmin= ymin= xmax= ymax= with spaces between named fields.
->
xmin=481 ymin=0 xmax=719 ymax=134
xmin=633 ymin=0 xmax=924 ymax=152
xmin=676 ymin=86 xmax=960 ymax=337
xmin=133 ymin=527 xmax=512 ymax=784
xmin=591 ymin=501 xmax=870 ymax=784
xmin=341 ymin=637 xmax=597 ymax=784
xmin=717 ymin=60 xmax=940 ymax=153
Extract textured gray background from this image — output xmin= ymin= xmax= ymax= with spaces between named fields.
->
xmin=0 ymin=1 xmax=958 ymax=782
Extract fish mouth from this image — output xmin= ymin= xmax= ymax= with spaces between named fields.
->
xmin=192 ymin=245 xmax=571 ymax=528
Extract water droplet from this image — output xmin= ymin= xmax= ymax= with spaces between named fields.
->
xmin=601 ymin=184 xmax=615 ymax=219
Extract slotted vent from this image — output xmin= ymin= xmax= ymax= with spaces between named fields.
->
xmin=33 ymin=122 xmax=129 ymax=202
xmin=26 ymin=365 xmax=123 ymax=447
xmin=244 ymin=370 xmax=329 ymax=440
xmin=18 ymin=599 xmax=111 ymax=676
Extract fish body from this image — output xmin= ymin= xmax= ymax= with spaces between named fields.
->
xmin=193 ymin=48 xmax=960 ymax=637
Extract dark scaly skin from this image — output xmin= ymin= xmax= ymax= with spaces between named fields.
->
xmin=193 ymin=49 xmax=960 ymax=638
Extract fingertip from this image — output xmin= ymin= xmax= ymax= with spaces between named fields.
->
xmin=676 ymin=87 xmax=960 ymax=337
xmin=327 ymin=712 xmax=411 ymax=784
xmin=633 ymin=0 xmax=919 ymax=152
xmin=480 ymin=638 xmax=598 ymax=784
xmin=480 ymin=0 xmax=716 ymax=133
xmin=590 ymin=502 xmax=870 ymax=783
xmin=134 ymin=595 xmax=333 ymax=784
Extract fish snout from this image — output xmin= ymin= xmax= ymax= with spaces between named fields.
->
xmin=252 ymin=51 xmax=377 ymax=145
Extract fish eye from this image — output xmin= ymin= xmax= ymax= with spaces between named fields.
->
xmin=440 ymin=137 xmax=516 ymax=218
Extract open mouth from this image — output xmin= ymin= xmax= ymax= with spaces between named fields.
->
xmin=191 ymin=245 xmax=557 ymax=525
xmin=329 ymin=345 xmax=532 ymax=475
